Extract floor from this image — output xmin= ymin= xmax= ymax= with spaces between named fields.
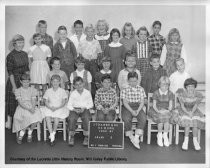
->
xmin=5 ymin=127 xmax=206 ymax=164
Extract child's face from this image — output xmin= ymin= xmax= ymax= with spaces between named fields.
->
xmin=125 ymin=56 xmax=136 ymax=68
xmin=34 ymin=36 xmax=43 ymax=45
xmin=74 ymin=81 xmax=84 ymax=92
xmin=58 ymin=30 xmax=67 ymax=41
xmin=51 ymin=78 xmax=60 ymax=89
xmin=150 ymin=58 xmax=160 ymax=70
xmin=74 ymin=24 xmax=83 ymax=35
xmin=153 ymin=24 xmax=161 ymax=35
xmin=102 ymin=79 xmax=111 ymax=90
xmin=124 ymin=26 xmax=132 ymax=37
xmin=52 ymin=60 xmax=61 ymax=71
xmin=171 ymin=32 xmax=179 ymax=42
xmin=39 ymin=24 xmax=47 ymax=34
xmin=86 ymin=28 xmax=94 ymax=39
xmin=21 ymin=79 xmax=30 ymax=88
xmin=102 ymin=61 xmax=111 ymax=70
xmin=98 ymin=22 xmax=106 ymax=34
xmin=14 ymin=40 xmax=24 ymax=51
xmin=159 ymin=82 xmax=169 ymax=92
xmin=112 ymin=32 xmax=120 ymax=42
xmin=76 ymin=63 xmax=85 ymax=71
xmin=128 ymin=77 xmax=138 ymax=87
xmin=138 ymin=30 xmax=147 ymax=41
xmin=186 ymin=85 xmax=195 ymax=94
xmin=176 ymin=60 xmax=185 ymax=73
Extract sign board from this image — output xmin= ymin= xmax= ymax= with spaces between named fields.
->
xmin=88 ymin=121 xmax=124 ymax=149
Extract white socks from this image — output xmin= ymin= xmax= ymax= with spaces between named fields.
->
xmin=163 ymin=132 xmax=170 ymax=147
xmin=49 ymin=131 xmax=56 ymax=142
xmin=19 ymin=130 xmax=25 ymax=137
xmin=182 ymin=136 xmax=189 ymax=150
xmin=157 ymin=132 xmax=163 ymax=147
xmin=28 ymin=129 xmax=33 ymax=136
xmin=193 ymin=137 xmax=201 ymax=151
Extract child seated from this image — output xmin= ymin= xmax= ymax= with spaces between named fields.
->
xmin=118 ymin=52 xmax=141 ymax=90
xmin=70 ymin=56 xmax=92 ymax=91
xmin=42 ymin=75 xmax=69 ymax=146
xmin=94 ymin=74 xmax=118 ymax=121
xmin=12 ymin=73 xmax=43 ymax=144
xmin=141 ymin=53 xmax=167 ymax=96
xmin=46 ymin=57 xmax=68 ymax=89
xmin=121 ymin=72 xmax=146 ymax=149
xmin=67 ymin=76 xmax=93 ymax=146
xmin=169 ymin=58 xmax=190 ymax=94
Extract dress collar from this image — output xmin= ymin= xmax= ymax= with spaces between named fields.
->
xmin=95 ymin=33 xmax=110 ymax=40
xmin=100 ymin=70 xmax=111 ymax=74
xmin=108 ymin=41 xmax=122 ymax=47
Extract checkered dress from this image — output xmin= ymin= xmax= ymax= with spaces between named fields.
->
xmin=148 ymin=34 xmax=165 ymax=55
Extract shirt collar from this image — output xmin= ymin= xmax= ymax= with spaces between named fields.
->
xmin=109 ymin=41 xmax=122 ymax=47
xmin=100 ymin=70 xmax=111 ymax=74
xmin=95 ymin=33 xmax=110 ymax=40
xmin=159 ymin=88 xmax=168 ymax=95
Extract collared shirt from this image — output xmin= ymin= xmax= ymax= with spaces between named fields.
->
xmin=94 ymin=87 xmax=117 ymax=109
xmin=67 ymin=88 xmax=93 ymax=110
xmin=136 ymin=40 xmax=152 ymax=59
xmin=95 ymin=33 xmax=110 ymax=41
xmin=108 ymin=41 xmax=122 ymax=47
xmin=118 ymin=68 xmax=141 ymax=90
xmin=70 ymin=69 xmax=92 ymax=84
xmin=70 ymin=33 xmax=86 ymax=51
xmin=159 ymin=88 xmax=168 ymax=95
xmin=148 ymin=34 xmax=165 ymax=55
xmin=121 ymin=85 xmax=146 ymax=103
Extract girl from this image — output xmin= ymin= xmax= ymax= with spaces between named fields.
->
xmin=6 ymin=34 xmax=29 ymax=129
xmin=104 ymin=28 xmax=126 ymax=82
xmin=172 ymin=78 xmax=205 ymax=151
xmin=120 ymin=22 xmax=137 ymax=52
xmin=135 ymin=26 xmax=152 ymax=79
xmin=148 ymin=76 xmax=174 ymax=147
xmin=29 ymin=33 xmax=51 ymax=90
xmin=12 ymin=73 xmax=43 ymax=144
xmin=160 ymin=28 xmax=187 ymax=76
xmin=42 ymin=74 xmax=69 ymax=146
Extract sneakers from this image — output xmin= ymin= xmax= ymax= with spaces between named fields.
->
xmin=83 ymin=136 xmax=88 ymax=146
xmin=182 ymin=136 xmax=189 ymax=150
xmin=68 ymin=136 xmax=75 ymax=146
xmin=163 ymin=132 xmax=170 ymax=147
xmin=16 ymin=131 xmax=25 ymax=145
xmin=157 ymin=133 xmax=163 ymax=147
xmin=193 ymin=137 xmax=201 ymax=151
xmin=130 ymin=136 xmax=140 ymax=149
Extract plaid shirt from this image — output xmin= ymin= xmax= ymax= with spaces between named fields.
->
xmin=121 ymin=85 xmax=146 ymax=103
xmin=148 ymin=34 xmax=165 ymax=55
xmin=94 ymin=87 xmax=117 ymax=109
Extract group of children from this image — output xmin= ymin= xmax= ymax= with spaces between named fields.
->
xmin=6 ymin=19 xmax=205 ymax=151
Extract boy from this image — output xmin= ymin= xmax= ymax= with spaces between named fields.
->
xmin=141 ymin=53 xmax=167 ymax=96
xmin=169 ymin=58 xmax=190 ymax=94
xmin=148 ymin=20 xmax=165 ymax=56
xmin=94 ymin=74 xmax=118 ymax=121
xmin=37 ymin=20 xmax=53 ymax=53
xmin=118 ymin=52 xmax=141 ymax=90
xmin=121 ymin=72 xmax=146 ymax=149
xmin=70 ymin=20 xmax=86 ymax=51
xmin=70 ymin=56 xmax=92 ymax=91
xmin=53 ymin=26 xmax=77 ymax=77
xmin=67 ymin=76 xmax=93 ymax=146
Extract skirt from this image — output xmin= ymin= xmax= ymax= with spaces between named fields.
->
xmin=41 ymin=106 xmax=69 ymax=119
xmin=136 ymin=58 xmax=150 ymax=79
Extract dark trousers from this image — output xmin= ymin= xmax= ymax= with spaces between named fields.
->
xmin=96 ymin=109 xmax=116 ymax=121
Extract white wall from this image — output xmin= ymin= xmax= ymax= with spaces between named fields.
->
xmin=5 ymin=5 xmax=205 ymax=81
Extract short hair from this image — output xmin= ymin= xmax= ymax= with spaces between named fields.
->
xmin=33 ymin=33 xmax=42 ymax=39
xmin=122 ymin=22 xmax=135 ymax=38
xmin=175 ymin=57 xmax=185 ymax=64
xmin=20 ymin=73 xmax=30 ymax=81
xmin=184 ymin=78 xmax=197 ymax=89
xmin=12 ymin=34 xmax=24 ymax=46
xmin=96 ymin=19 xmax=109 ymax=32
xmin=74 ymin=20 xmax=83 ymax=27
xmin=152 ymin=20 xmax=162 ymax=28
xmin=158 ymin=76 xmax=170 ymax=87
xmin=38 ymin=20 xmax=47 ymax=26
xmin=167 ymin=28 xmax=181 ymax=43
xmin=127 ymin=71 xmax=138 ymax=80
xmin=85 ymin=24 xmax=95 ymax=33
xmin=101 ymin=74 xmax=111 ymax=83
xmin=50 ymin=57 xmax=60 ymax=65
xmin=73 ymin=76 xmax=83 ymax=85
xmin=58 ymin=25 xmax=67 ymax=32
xmin=109 ymin=28 xmax=121 ymax=41
xmin=75 ymin=55 xmax=85 ymax=64
xmin=136 ymin=26 xmax=150 ymax=37
xmin=51 ymin=74 xmax=61 ymax=82
xmin=150 ymin=53 xmax=160 ymax=62
xmin=125 ymin=51 xmax=136 ymax=61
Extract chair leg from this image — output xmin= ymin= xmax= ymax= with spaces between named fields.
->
xmin=37 ymin=122 xmax=41 ymax=141
xmin=175 ymin=124 xmax=179 ymax=145
xmin=43 ymin=119 xmax=47 ymax=141
xmin=169 ymin=124 xmax=172 ymax=144
xmin=198 ymin=129 xmax=201 ymax=144
xmin=63 ymin=120 xmax=66 ymax=141
xmin=147 ymin=121 xmax=151 ymax=144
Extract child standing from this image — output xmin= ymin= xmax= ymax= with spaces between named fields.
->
xmin=94 ymin=74 xmax=118 ymax=121
xmin=37 ymin=20 xmax=53 ymax=53
xmin=12 ymin=74 xmax=43 ymax=144
xmin=70 ymin=20 xmax=86 ymax=51
xmin=121 ymin=72 xmax=146 ymax=149
xmin=70 ymin=56 xmax=92 ymax=91
xmin=120 ymin=22 xmax=138 ymax=52
xmin=118 ymin=52 xmax=141 ymax=90
xmin=104 ymin=28 xmax=126 ymax=81
xmin=148 ymin=76 xmax=174 ymax=147
xmin=67 ymin=76 xmax=93 ymax=146
xmin=172 ymin=78 xmax=205 ymax=151
xmin=141 ymin=54 xmax=167 ymax=96
xmin=46 ymin=57 xmax=68 ymax=89
xmin=135 ymin=26 xmax=152 ymax=79
xmin=29 ymin=33 xmax=51 ymax=88
xmin=169 ymin=58 xmax=190 ymax=94
xmin=42 ymin=75 xmax=69 ymax=146
xmin=160 ymin=28 xmax=187 ymax=76
xmin=148 ymin=21 xmax=165 ymax=55
xmin=53 ymin=26 xmax=77 ymax=77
